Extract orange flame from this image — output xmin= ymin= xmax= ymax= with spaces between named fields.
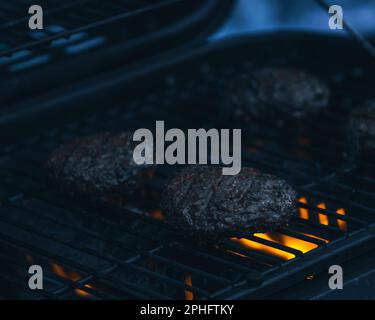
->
xmin=50 ymin=262 xmax=94 ymax=298
xmin=231 ymin=197 xmax=344 ymax=262
xmin=301 ymin=232 xmax=329 ymax=243
xmin=317 ymin=203 xmax=329 ymax=226
xmin=50 ymin=263 xmax=81 ymax=281
xmin=300 ymin=198 xmax=346 ymax=231
xmin=231 ymin=235 xmax=294 ymax=261
xmin=75 ymin=284 xmax=94 ymax=298
xmin=255 ymin=232 xmax=318 ymax=253
xmin=184 ymin=275 xmax=194 ymax=300
xmin=336 ymin=208 xmax=347 ymax=232
xmin=150 ymin=209 xmax=165 ymax=220
xmin=298 ymin=197 xmax=309 ymax=220
xmin=232 ymin=230 xmax=322 ymax=261
xmin=226 ymin=250 xmax=248 ymax=259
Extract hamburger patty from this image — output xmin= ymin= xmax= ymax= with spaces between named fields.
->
xmin=347 ymin=99 xmax=375 ymax=156
xmin=224 ymin=67 xmax=330 ymax=122
xmin=45 ymin=132 xmax=154 ymax=203
xmin=161 ymin=166 xmax=297 ymax=239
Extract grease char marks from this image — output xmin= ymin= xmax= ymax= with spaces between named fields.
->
xmin=45 ymin=132 xmax=155 ymax=203
xmin=348 ymin=99 xmax=375 ymax=156
xmin=225 ymin=67 xmax=330 ymax=123
xmin=161 ymin=166 xmax=297 ymax=240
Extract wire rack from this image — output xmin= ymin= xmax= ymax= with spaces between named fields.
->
xmin=1 ymin=35 xmax=375 ymax=298
xmin=0 ymin=0 xmax=374 ymax=300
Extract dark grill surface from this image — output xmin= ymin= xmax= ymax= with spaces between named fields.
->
xmin=0 ymin=34 xmax=375 ymax=299
xmin=1 ymin=0 xmax=228 ymax=106
xmin=1 ymin=0 xmax=185 ymax=51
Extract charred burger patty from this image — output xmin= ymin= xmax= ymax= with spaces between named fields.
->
xmin=161 ymin=166 xmax=297 ymax=239
xmin=224 ymin=67 xmax=330 ymax=122
xmin=45 ymin=132 xmax=154 ymax=203
xmin=347 ymin=99 xmax=375 ymax=156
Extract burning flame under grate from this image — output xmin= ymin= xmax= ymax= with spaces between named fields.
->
xmin=230 ymin=197 xmax=347 ymax=261
xmin=41 ymin=193 xmax=347 ymax=300
xmin=0 ymin=30 xmax=374 ymax=300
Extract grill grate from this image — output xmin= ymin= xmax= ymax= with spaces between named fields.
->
xmin=0 ymin=0 xmax=183 ymax=52
xmin=0 ymin=0 xmax=229 ymax=106
xmin=1 ymin=0 xmax=375 ymax=299
xmin=0 ymin=41 xmax=374 ymax=298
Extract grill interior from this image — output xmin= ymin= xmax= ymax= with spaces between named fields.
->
xmin=0 ymin=34 xmax=375 ymax=299
xmin=1 ymin=0 xmax=203 ymax=52
xmin=1 ymin=0 xmax=230 ymax=105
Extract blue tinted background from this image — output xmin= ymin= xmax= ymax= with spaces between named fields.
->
xmin=212 ymin=0 xmax=375 ymax=40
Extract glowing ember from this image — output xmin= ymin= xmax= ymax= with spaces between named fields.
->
xmin=299 ymin=197 xmax=348 ymax=232
xmin=50 ymin=263 xmax=95 ymax=298
xmin=317 ymin=203 xmax=329 ymax=225
xmin=301 ymin=232 xmax=329 ymax=243
xmin=150 ymin=209 xmax=165 ymax=220
xmin=75 ymin=284 xmax=94 ymax=298
xmin=336 ymin=208 xmax=347 ymax=232
xmin=298 ymin=197 xmax=309 ymax=220
xmin=184 ymin=275 xmax=194 ymax=300
xmin=232 ymin=236 xmax=294 ymax=260
xmin=232 ymin=231 xmax=322 ymax=261
xmin=227 ymin=249 xmax=247 ymax=258
xmin=255 ymin=231 xmax=318 ymax=254
xmin=231 ymin=197 xmax=345 ymax=262
xmin=50 ymin=263 xmax=81 ymax=281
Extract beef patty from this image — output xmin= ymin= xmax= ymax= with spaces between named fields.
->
xmin=161 ymin=166 xmax=297 ymax=239
xmin=45 ymin=132 xmax=154 ymax=204
xmin=223 ymin=67 xmax=330 ymax=123
xmin=347 ymin=99 xmax=375 ymax=157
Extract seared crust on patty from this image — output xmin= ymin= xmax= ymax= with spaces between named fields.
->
xmin=161 ymin=166 xmax=297 ymax=239
xmin=347 ymin=99 xmax=375 ymax=157
xmin=45 ymin=132 xmax=154 ymax=202
xmin=224 ymin=68 xmax=330 ymax=122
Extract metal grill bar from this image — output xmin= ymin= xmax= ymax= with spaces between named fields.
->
xmin=0 ymin=251 xmax=114 ymax=300
xmin=0 ymin=232 xmax=169 ymax=299
xmin=11 ymin=199 xmax=234 ymax=287
xmin=0 ymin=26 xmax=375 ymax=299
xmin=0 ymin=0 xmax=183 ymax=55
xmin=0 ymin=165 xmax=348 ymax=298
xmin=0 ymin=211 xmax=212 ymax=297
xmin=0 ymin=172 xmax=250 ymax=298
xmin=0 ymin=252 xmax=58 ymax=299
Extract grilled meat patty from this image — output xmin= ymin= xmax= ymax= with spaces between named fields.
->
xmin=45 ymin=132 xmax=154 ymax=203
xmin=347 ymin=99 xmax=375 ymax=156
xmin=161 ymin=166 xmax=297 ymax=239
xmin=224 ymin=67 xmax=330 ymax=123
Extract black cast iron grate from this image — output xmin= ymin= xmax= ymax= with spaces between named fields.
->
xmin=0 ymin=0 xmax=229 ymax=106
xmin=0 ymin=0 xmax=190 ymax=53
xmin=0 ymin=0 xmax=375 ymax=299
xmin=1 ymin=0 xmax=185 ymax=65
xmin=0 ymin=47 xmax=374 ymax=299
